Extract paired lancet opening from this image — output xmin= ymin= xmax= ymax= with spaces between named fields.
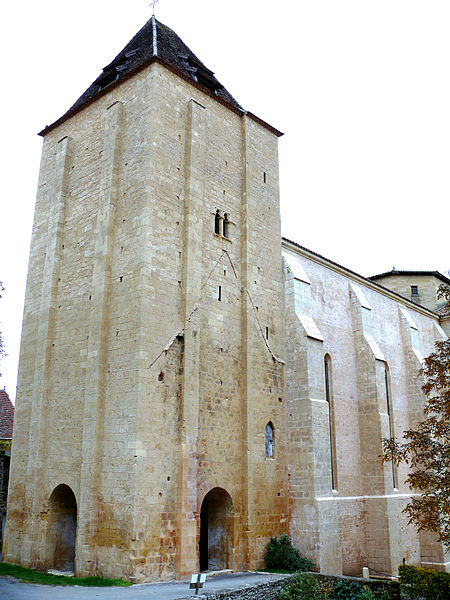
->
xmin=214 ymin=210 xmax=230 ymax=239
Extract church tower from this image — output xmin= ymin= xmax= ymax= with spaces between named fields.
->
xmin=4 ymin=17 xmax=287 ymax=581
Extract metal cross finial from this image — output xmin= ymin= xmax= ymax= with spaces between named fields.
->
xmin=150 ymin=0 xmax=159 ymax=16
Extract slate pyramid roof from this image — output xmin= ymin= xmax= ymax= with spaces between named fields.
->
xmin=40 ymin=17 xmax=246 ymax=135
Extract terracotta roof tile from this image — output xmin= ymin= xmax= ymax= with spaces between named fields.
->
xmin=0 ymin=390 xmax=14 ymax=439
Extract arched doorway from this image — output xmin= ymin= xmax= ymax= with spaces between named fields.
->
xmin=199 ymin=487 xmax=233 ymax=571
xmin=46 ymin=484 xmax=77 ymax=572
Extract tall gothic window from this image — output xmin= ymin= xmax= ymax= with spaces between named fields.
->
xmin=324 ymin=354 xmax=338 ymax=490
xmin=265 ymin=422 xmax=274 ymax=458
xmin=385 ymin=364 xmax=398 ymax=489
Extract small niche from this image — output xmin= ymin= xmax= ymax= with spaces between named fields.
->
xmin=158 ymin=372 xmax=165 ymax=382
xmin=119 ymin=276 xmax=123 ymax=282
xmin=167 ymin=476 xmax=170 ymax=481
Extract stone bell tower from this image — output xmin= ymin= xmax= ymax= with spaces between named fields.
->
xmin=4 ymin=16 xmax=288 ymax=581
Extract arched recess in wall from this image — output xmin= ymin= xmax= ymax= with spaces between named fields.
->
xmin=45 ymin=484 xmax=78 ymax=572
xmin=199 ymin=487 xmax=233 ymax=572
xmin=384 ymin=363 xmax=398 ymax=489
xmin=324 ymin=354 xmax=338 ymax=491
xmin=265 ymin=422 xmax=274 ymax=458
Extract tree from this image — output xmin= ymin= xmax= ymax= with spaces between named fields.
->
xmin=0 ymin=281 xmax=4 ymax=378
xmin=383 ymin=283 xmax=450 ymax=548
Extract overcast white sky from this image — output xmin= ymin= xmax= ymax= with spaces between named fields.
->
xmin=1 ymin=1 xmax=449 ymax=401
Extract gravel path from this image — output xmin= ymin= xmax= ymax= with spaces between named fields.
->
xmin=0 ymin=571 xmax=289 ymax=600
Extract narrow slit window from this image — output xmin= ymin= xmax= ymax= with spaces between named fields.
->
xmin=385 ymin=365 xmax=398 ymax=489
xmin=265 ymin=326 xmax=269 ymax=340
xmin=263 ymin=171 xmax=267 ymax=183
xmin=218 ymin=285 xmax=222 ymax=301
xmin=265 ymin=422 xmax=274 ymax=457
xmin=214 ymin=210 xmax=221 ymax=235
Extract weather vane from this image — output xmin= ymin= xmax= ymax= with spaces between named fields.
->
xmin=150 ymin=0 xmax=160 ymax=16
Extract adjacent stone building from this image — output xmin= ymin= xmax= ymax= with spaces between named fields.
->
xmin=4 ymin=16 xmax=449 ymax=581
xmin=369 ymin=270 xmax=450 ymax=314
xmin=0 ymin=389 xmax=14 ymax=543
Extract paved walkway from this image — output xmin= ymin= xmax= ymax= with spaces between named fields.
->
xmin=0 ymin=572 xmax=289 ymax=600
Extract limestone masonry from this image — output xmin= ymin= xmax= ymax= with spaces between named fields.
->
xmin=4 ymin=16 xmax=449 ymax=581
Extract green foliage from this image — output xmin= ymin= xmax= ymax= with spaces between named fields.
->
xmin=279 ymin=573 xmax=393 ymax=600
xmin=265 ymin=534 xmax=314 ymax=573
xmin=278 ymin=572 xmax=323 ymax=600
xmin=398 ymin=564 xmax=450 ymax=600
xmin=359 ymin=589 xmax=376 ymax=600
xmin=383 ymin=283 xmax=450 ymax=548
xmin=0 ymin=562 xmax=130 ymax=586
xmin=332 ymin=579 xmax=363 ymax=600
xmin=359 ymin=587 xmax=390 ymax=600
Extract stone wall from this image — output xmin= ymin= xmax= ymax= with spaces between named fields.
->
xmin=199 ymin=574 xmax=293 ymax=600
xmin=194 ymin=573 xmax=400 ymax=600
xmin=4 ymin=54 xmax=286 ymax=582
xmin=283 ymin=241 xmax=449 ymax=576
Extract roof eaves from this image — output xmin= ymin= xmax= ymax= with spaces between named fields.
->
xmin=39 ymin=58 xmax=283 ymax=138
xmin=282 ymin=237 xmax=441 ymax=318
xmin=370 ymin=270 xmax=450 ymax=286
xmin=246 ymin=111 xmax=284 ymax=138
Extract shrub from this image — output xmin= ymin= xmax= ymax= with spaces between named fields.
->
xmin=265 ymin=533 xmax=314 ymax=573
xmin=332 ymin=579 xmax=364 ymax=600
xmin=399 ymin=564 xmax=450 ymax=600
xmin=279 ymin=572 xmax=324 ymax=600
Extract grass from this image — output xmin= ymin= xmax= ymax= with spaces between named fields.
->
xmin=0 ymin=562 xmax=131 ymax=586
